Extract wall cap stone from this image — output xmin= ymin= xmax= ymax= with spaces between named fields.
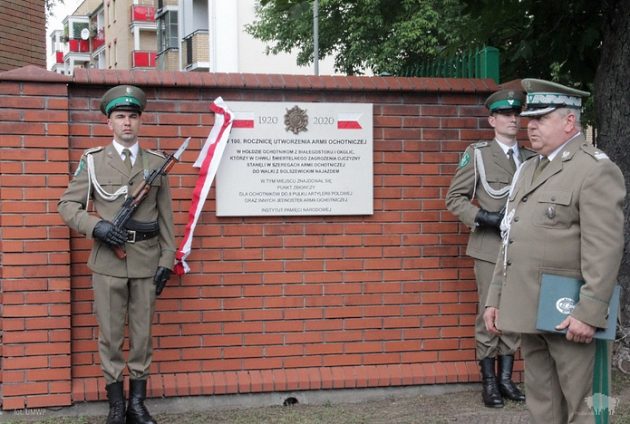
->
xmin=1 ymin=66 xmax=498 ymax=94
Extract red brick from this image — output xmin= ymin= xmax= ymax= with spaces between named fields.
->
xmin=0 ymin=74 xmax=500 ymax=408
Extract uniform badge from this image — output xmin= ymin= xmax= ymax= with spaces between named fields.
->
xmin=458 ymin=151 xmax=471 ymax=168
xmin=546 ymin=206 xmax=556 ymax=219
xmin=562 ymin=151 xmax=570 ymax=160
xmin=74 ymin=158 xmax=85 ymax=176
xmin=556 ymin=297 xmax=576 ymax=314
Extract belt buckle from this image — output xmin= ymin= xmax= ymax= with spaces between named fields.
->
xmin=127 ymin=230 xmax=136 ymax=243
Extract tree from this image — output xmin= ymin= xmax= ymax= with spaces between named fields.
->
xmin=249 ymin=0 xmax=630 ymax=367
xmin=246 ymin=0 xmax=470 ymax=75
xmin=46 ymin=0 xmax=62 ymax=15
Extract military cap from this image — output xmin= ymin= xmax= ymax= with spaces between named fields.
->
xmin=520 ymin=78 xmax=590 ymax=117
xmin=484 ymin=89 xmax=524 ymax=113
xmin=100 ymin=85 xmax=146 ymax=116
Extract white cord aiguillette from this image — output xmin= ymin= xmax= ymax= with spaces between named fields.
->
xmin=474 ymin=148 xmax=511 ymax=199
xmin=85 ymin=153 xmax=128 ymax=210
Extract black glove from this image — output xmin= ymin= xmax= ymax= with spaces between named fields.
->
xmin=93 ymin=220 xmax=127 ymax=246
xmin=474 ymin=208 xmax=503 ymax=229
xmin=154 ymin=266 xmax=171 ymax=296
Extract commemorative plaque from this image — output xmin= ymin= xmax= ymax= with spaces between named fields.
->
xmin=216 ymin=102 xmax=373 ymax=216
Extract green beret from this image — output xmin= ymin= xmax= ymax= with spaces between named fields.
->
xmin=520 ymin=78 xmax=589 ymax=117
xmin=100 ymin=85 xmax=146 ymax=116
xmin=484 ymin=89 xmax=524 ymax=113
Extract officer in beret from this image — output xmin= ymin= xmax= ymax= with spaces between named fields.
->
xmin=484 ymin=79 xmax=625 ymax=423
xmin=58 ymin=85 xmax=175 ymax=424
xmin=446 ymin=89 xmax=535 ymax=407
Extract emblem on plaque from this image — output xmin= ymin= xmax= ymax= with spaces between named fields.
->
xmin=284 ymin=105 xmax=308 ymax=135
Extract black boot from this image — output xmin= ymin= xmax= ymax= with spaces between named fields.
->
xmin=126 ymin=379 xmax=157 ymax=424
xmin=106 ymin=381 xmax=126 ymax=424
xmin=479 ymin=357 xmax=504 ymax=408
xmin=497 ymin=355 xmax=526 ymax=402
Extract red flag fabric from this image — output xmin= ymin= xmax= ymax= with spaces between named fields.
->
xmin=174 ymin=98 xmax=233 ymax=275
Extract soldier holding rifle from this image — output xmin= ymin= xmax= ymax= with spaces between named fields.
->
xmin=58 ymin=85 xmax=177 ymax=424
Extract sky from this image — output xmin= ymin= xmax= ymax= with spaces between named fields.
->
xmin=46 ymin=0 xmax=83 ymax=68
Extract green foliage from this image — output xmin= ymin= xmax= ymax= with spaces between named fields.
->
xmin=458 ymin=0 xmax=605 ymax=124
xmin=246 ymin=0 xmax=471 ymax=75
xmin=459 ymin=0 xmax=603 ymax=88
xmin=249 ymin=0 xmax=604 ymax=86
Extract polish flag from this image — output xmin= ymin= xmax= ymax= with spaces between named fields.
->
xmin=337 ymin=113 xmax=362 ymax=129
xmin=174 ymin=97 xmax=233 ymax=275
xmin=233 ymin=112 xmax=255 ymax=129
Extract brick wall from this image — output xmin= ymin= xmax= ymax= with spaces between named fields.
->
xmin=0 ymin=65 xmax=521 ymax=410
xmin=0 ymin=0 xmax=47 ymax=71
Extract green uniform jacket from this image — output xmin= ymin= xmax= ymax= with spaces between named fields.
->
xmin=445 ymin=140 xmax=536 ymax=263
xmin=58 ymin=143 xmax=176 ymax=278
xmin=486 ymin=135 xmax=625 ymax=333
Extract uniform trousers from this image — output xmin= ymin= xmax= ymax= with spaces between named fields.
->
xmin=93 ymin=272 xmax=156 ymax=384
xmin=474 ymin=259 xmax=519 ymax=359
xmin=521 ymin=333 xmax=611 ymax=424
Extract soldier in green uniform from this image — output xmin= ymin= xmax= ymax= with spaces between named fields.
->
xmin=484 ymin=79 xmax=625 ymax=423
xmin=58 ymin=85 xmax=175 ymax=424
xmin=446 ymin=89 xmax=535 ymax=407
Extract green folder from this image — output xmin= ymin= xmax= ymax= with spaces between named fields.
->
xmin=536 ymin=274 xmax=620 ymax=340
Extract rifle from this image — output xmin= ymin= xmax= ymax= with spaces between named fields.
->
xmin=110 ymin=137 xmax=190 ymax=259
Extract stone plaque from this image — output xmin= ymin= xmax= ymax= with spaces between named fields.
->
xmin=216 ymin=102 xmax=373 ymax=216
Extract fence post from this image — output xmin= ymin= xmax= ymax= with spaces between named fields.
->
xmin=478 ymin=46 xmax=500 ymax=83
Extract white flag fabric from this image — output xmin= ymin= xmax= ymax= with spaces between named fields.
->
xmin=174 ymin=97 xmax=233 ymax=275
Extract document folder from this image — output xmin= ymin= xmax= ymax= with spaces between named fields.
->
xmin=536 ymin=274 xmax=620 ymax=340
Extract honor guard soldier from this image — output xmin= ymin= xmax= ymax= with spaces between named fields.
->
xmin=446 ymin=89 xmax=535 ymax=407
xmin=484 ymin=79 xmax=625 ymax=423
xmin=58 ymin=85 xmax=176 ymax=424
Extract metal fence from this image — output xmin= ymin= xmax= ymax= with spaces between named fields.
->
xmin=400 ymin=46 xmax=500 ymax=83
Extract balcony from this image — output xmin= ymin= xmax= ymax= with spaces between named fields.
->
xmin=68 ymin=39 xmax=90 ymax=53
xmin=92 ymin=29 xmax=105 ymax=51
xmin=182 ymin=30 xmax=209 ymax=72
xmin=132 ymin=50 xmax=157 ymax=68
xmin=132 ymin=5 xmax=156 ymax=22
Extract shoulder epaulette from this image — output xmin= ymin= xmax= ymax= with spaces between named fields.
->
xmin=581 ymin=144 xmax=609 ymax=161
xmin=74 ymin=147 xmax=102 ymax=176
xmin=83 ymin=146 xmax=103 ymax=156
xmin=146 ymin=149 xmax=166 ymax=158
xmin=472 ymin=141 xmax=489 ymax=149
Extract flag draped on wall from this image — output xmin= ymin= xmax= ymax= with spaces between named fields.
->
xmin=174 ymin=98 xmax=233 ymax=275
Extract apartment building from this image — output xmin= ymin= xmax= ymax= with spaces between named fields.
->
xmin=50 ymin=0 xmax=156 ymax=75
xmin=50 ymin=0 xmax=336 ymax=76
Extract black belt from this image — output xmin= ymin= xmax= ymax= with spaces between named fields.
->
xmin=124 ymin=219 xmax=159 ymax=243
xmin=126 ymin=229 xmax=159 ymax=243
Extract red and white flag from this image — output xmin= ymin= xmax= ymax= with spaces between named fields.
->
xmin=337 ymin=112 xmax=362 ymax=129
xmin=174 ymin=97 xmax=233 ymax=275
xmin=233 ymin=111 xmax=255 ymax=129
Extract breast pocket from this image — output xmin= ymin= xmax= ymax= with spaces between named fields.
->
xmin=485 ymin=173 xmax=511 ymax=187
xmin=533 ymin=191 xmax=574 ymax=228
xmin=96 ymin=175 xmax=127 ymax=197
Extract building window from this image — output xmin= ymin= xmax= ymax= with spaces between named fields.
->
xmin=157 ymin=10 xmax=178 ymax=54
xmin=96 ymin=50 xmax=106 ymax=69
